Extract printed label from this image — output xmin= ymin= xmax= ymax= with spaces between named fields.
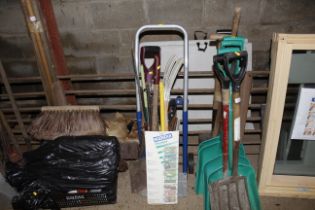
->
xmin=145 ymin=131 xmax=179 ymax=204
xmin=235 ymin=97 xmax=241 ymax=104
xmin=234 ymin=117 xmax=241 ymax=141
xmin=29 ymin=16 xmax=36 ymax=22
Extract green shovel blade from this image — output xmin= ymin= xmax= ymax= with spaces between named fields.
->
xmin=202 ymin=143 xmax=261 ymax=210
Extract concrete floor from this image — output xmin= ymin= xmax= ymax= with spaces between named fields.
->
xmin=2 ymin=170 xmax=315 ymax=210
xmin=66 ymin=171 xmax=315 ymax=210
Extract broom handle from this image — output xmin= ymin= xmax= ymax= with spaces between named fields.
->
xmin=232 ymin=91 xmax=241 ymax=177
xmin=222 ymin=88 xmax=229 ymax=176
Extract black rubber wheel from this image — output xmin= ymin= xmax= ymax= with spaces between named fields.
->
xmin=188 ymin=153 xmax=194 ymax=174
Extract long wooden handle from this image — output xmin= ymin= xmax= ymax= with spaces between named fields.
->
xmin=209 ymin=7 xmax=241 ymax=41
xmin=222 ymin=88 xmax=230 ymax=176
xmin=211 ymin=78 xmax=222 ymax=137
xmin=231 ymin=7 xmax=241 ymax=36
xmin=232 ymin=91 xmax=241 ymax=177
xmin=21 ymin=0 xmax=56 ymax=105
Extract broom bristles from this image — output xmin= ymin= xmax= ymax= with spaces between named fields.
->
xmin=28 ymin=106 xmax=107 ymax=140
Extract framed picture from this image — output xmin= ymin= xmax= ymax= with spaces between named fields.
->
xmin=259 ymin=34 xmax=315 ymax=198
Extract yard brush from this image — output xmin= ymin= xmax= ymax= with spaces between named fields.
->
xmin=28 ymin=106 xmax=107 ymax=140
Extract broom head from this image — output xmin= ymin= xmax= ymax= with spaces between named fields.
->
xmin=28 ymin=106 xmax=107 ymax=140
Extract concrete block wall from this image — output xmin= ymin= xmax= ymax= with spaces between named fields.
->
xmin=0 ymin=0 xmax=315 ymax=76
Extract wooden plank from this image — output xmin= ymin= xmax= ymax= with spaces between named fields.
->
xmin=3 ymin=70 xmax=270 ymax=84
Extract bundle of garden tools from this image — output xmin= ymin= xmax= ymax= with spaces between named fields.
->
xmin=195 ymin=36 xmax=261 ymax=210
xmin=130 ymin=25 xmax=189 ymax=199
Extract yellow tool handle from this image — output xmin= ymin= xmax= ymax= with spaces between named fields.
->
xmin=159 ymin=82 xmax=166 ymax=131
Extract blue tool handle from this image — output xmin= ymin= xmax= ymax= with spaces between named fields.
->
xmin=136 ymin=111 xmax=142 ymax=146
xmin=182 ymin=111 xmax=188 ymax=173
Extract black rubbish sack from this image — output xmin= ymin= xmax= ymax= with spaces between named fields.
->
xmin=11 ymin=180 xmax=58 ymax=210
xmin=6 ymin=135 xmax=120 ymax=209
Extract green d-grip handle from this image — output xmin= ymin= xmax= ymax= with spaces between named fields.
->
xmin=222 ymin=51 xmax=248 ymax=91
xmin=218 ymin=36 xmax=245 ymax=55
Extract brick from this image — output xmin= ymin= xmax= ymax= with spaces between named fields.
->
xmin=52 ymin=1 xmax=94 ymax=30
xmin=252 ymin=50 xmax=270 ymax=70
xmin=60 ymin=30 xmax=120 ymax=57
xmin=239 ymin=25 xmax=289 ymax=52
xmin=96 ymin=55 xmax=119 ymax=72
xmin=0 ymin=0 xmax=20 ymax=7
xmin=0 ymin=35 xmax=35 ymax=59
xmin=118 ymin=56 xmax=133 ymax=72
xmin=203 ymin=0 xmax=261 ymax=26
xmin=285 ymin=22 xmax=315 ymax=34
xmin=2 ymin=60 xmax=38 ymax=77
xmin=90 ymin=0 xmax=146 ymax=29
xmin=234 ymin=0 xmax=263 ymax=25
xmin=0 ymin=3 xmax=27 ymax=34
xmin=65 ymin=56 xmax=96 ymax=74
xmin=204 ymin=0 xmax=234 ymax=26
xmin=261 ymin=0 xmax=315 ymax=25
xmin=96 ymin=55 xmax=132 ymax=73
xmin=147 ymin=0 xmax=203 ymax=27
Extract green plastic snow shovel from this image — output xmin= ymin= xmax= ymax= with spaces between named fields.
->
xmin=195 ymin=37 xmax=245 ymax=194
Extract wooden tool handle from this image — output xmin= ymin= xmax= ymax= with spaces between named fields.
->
xmin=209 ymin=34 xmax=225 ymax=41
xmin=209 ymin=7 xmax=241 ymax=41
xmin=222 ymin=88 xmax=230 ymax=176
xmin=211 ymin=78 xmax=222 ymax=137
xmin=232 ymin=91 xmax=241 ymax=177
xmin=231 ymin=7 xmax=241 ymax=36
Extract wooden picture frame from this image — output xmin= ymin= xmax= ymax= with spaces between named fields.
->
xmin=259 ymin=33 xmax=315 ymax=198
